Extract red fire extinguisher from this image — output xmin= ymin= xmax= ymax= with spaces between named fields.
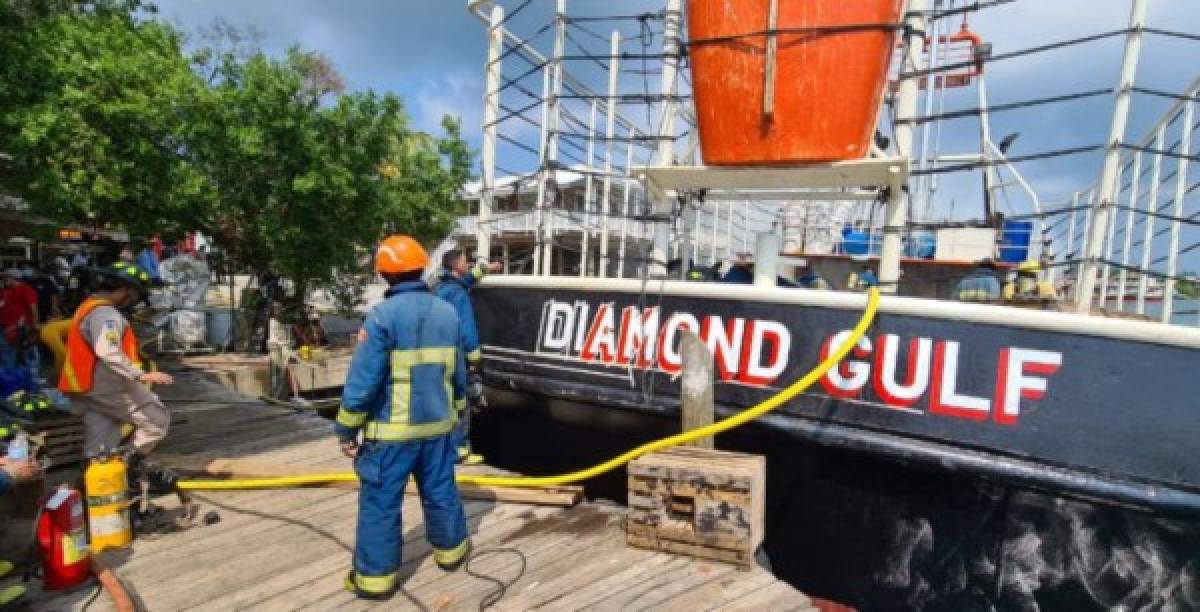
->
xmin=37 ymin=485 xmax=92 ymax=591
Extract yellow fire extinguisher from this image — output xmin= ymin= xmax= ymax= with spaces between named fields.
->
xmin=85 ymin=455 xmax=132 ymax=552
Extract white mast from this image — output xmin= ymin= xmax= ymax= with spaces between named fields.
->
xmin=649 ymin=0 xmax=682 ymax=278
xmin=477 ymin=4 xmax=504 ymax=264
xmin=879 ymin=0 xmax=929 ymax=293
xmin=598 ymin=31 xmax=620 ymax=278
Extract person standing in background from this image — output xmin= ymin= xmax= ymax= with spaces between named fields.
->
xmin=136 ymin=239 xmax=162 ymax=286
xmin=27 ymin=264 xmax=61 ymax=323
xmin=0 ymin=269 xmax=39 ymax=367
xmin=434 ymin=249 xmax=501 ymax=465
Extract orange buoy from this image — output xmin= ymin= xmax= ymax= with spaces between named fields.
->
xmin=687 ymin=0 xmax=906 ymax=165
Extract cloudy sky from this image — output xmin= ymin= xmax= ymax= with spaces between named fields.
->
xmin=151 ymin=1 xmax=1199 ymax=269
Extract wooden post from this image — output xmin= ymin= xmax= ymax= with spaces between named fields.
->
xmin=762 ymin=0 xmax=779 ymax=117
xmin=680 ymin=331 xmax=714 ymax=448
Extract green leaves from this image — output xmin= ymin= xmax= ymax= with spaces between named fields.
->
xmin=0 ymin=6 xmax=203 ymax=236
xmin=0 ymin=5 xmax=475 ymax=306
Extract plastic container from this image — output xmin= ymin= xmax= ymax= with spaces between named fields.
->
xmin=206 ymin=307 xmax=234 ymax=350
xmin=905 ymin=231 xmax=937 ymax=259
xmin=7 ymin=431 xmax=28 ymax=460
xmin=169 ymin=310 xmax=207 ymax=346
xmin=998 ymin=220 xmax=1033 ymax=264
xmin=688 ymin=0 xmax=905 ymax=164
xmin=840 ymin=226 xmax=883 ymax=256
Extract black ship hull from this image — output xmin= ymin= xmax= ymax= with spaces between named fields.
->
xmin=473 ymin=278 xmax=1200 ymax=609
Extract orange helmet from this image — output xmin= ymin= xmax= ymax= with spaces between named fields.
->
xmin=375 ymin=235 xmax=428 ymax=275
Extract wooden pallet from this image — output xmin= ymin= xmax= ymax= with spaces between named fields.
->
xmin=626 ymin=446 xmax=766 ymax=568
xmin=27 ymin=413 xmax=85 ymax=468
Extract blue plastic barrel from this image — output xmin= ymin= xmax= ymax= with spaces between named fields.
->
xmin=905 ymin=231 xmax=937 ymax=259
xmin=998 ymin=220 xmax=1033 ymax=264
xmin=841 ymin=226 xmax=881 ymax=256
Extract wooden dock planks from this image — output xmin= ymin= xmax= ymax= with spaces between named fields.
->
xmin=30 ymin=371 xmax=810 ymax=611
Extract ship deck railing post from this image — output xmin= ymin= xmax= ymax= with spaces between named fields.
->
xmin=580 ymin=98 xmax=598 ymax=277
xmin=754 ymin=232 xmax=781 ymax=287
xmin=916 ymin=0 xmax=946 ymax=219
xmin=1076 ymin=0 xmax=1149 ymax=313
xmin=1070 ymin=190 xmax=1080 ymax=260
xmin=649 ymin=0 xmax=682 ymax=279
xmin=1065 ymin=191 xmax=1079 ymax=283
xmin=741 ymin=203 xmax=750 ymax=253
xmin=1136 ymin=127 xmax=1166 ymax=315
xmin=1116 ymin=150 xmax=1144 ymax=312
xmin=1162 ymin=94 xmax=1194 ymax=324
xmin=879 ymin=0 xmax=928 ymax=295
xmin=533 ymin=67 xmax=552 ymax=276
xmin=540 ymin=0 xmax=568 ymax=277
xmin=1099 ymin=161 xmax=1125 ymax=306
xmin=616 ymin=127 xmax=636 ymax=279
xmin=1075 ymin=189 xmax=1095 ymax=306
xmin=598 ymin=30 xmax=620 ymax=279
xmin=477 ymin=4 xmax=504 ymax=265
xmin=724 ymin=201 xmax=734 ymax=262
xmin=707 ymin=202 xmax=717 ymax=266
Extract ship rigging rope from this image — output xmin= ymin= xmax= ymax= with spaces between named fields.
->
xmin=565 ymin=12 xmax=666 ymax=24
xmin=493 ymin=61 xmax=549 ymax=99
xmin=686 ymin=23 xmax=907 ymax=49
xmin=895 ymin=89 xmax=1113 ymax=126
xmin=910 ymin=144 xmax=1105 ymax=176
xmin=175 ymin=289 xmax=881 ymax=491
xmin=1114 ymin=203 xmax=1200 ymax=227
xmin=490 ymin=20 xmax=556 ymax=69
xmin=1131 ymin=86 xmax=1200 ymax=104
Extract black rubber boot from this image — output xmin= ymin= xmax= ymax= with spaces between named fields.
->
xmin=123 ymin=449 xmax=147 ymax=480
xmin=124 ymin=450 xmax=180 ymax=495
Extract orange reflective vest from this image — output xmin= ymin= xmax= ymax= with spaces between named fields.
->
xmin=58 ymin=298 xmax=142 ymax=394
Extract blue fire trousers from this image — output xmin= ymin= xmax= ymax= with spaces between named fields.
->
xmin=351 ymin=434 xmax=468 ymax=595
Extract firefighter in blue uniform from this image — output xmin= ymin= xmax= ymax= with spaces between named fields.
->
xmin=336 ymin=235 xmax=470 ymax=600
xmin=433 ymin=249 xmax=500 ymax=465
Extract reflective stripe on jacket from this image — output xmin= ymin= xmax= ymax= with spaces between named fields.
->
xmin=433 ymin=268 xmax=484 ymax=362
xmin=336 ymin=281 xmax=467 ymax=442
xmin=58 ymin=298 xmax=141 ymax=394
xmin=955 ymin=272 xmax=1002 ymax=302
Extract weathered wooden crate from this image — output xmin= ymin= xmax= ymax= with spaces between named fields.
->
xmin=626 ymin=447 xmax=765 ymax=568
xmin=27 ymin=413 xmax=85 ymax=468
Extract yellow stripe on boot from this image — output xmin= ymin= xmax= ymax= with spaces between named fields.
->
xmin=0 ymin=584 xmax=25 ymax=606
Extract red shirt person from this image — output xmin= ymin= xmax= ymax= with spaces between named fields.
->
xmin=0 ymin=270 xmax=39 ymax=343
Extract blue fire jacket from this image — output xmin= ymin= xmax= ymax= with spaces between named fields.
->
xmin=335 ymin=281 xmax=467 ymax=442
xmin=433 ymin=268 xmax=485 ymax=363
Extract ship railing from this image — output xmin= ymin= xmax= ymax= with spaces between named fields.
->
xmin=1058 ymin=75 xmax=1199 ymax=325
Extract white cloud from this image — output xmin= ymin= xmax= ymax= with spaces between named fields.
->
xmin=414 ymin=70 xmax=484 ymax=135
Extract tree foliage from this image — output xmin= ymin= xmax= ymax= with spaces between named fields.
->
xmin=190 ymin=48 xmax=403 ymax=294
xmin=0 ymin=0 xmax=205 ymax=236
xmin=0 ymin=4 xmax=474 ymax=304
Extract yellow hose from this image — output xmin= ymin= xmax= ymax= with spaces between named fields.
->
xmin=177 ymin=288 xmax=880 ymax=491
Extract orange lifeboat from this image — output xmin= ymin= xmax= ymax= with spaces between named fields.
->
xmin=687 ymin=0 xmax=906 ymax=165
